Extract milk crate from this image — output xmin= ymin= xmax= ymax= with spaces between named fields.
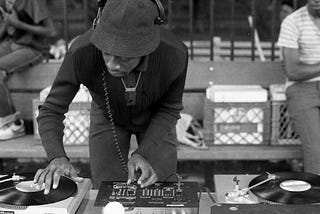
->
xmin=203 ymin=100 xmax=271 ymax=145
xmin=271 ymin=101 xmax=300 ymax=145
xmin=33 ymin=99 xmax=91 ymax=146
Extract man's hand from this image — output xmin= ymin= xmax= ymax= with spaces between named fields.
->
xmin=127 ymin=154 xmax=158 ymax=188
xmin=33 ymin=157 xmax=83 ymax=195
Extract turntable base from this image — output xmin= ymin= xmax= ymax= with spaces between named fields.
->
xmin=0 ymin=178 xmax=92 ymax=214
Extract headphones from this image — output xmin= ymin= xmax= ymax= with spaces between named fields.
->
xmin=95 ymin=0 xmax=165 ymax=26
xmin=150 ymin=0 xmax=165 ymax=25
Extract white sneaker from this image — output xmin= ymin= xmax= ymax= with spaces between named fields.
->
xmin=0 ymin=112 xmax=21 ymax=128
xmin=0 ymin=119 xmax=26 ymax=140
xmin=0 ymin=114 xmax=15 ymax=128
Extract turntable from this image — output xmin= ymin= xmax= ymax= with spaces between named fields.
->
xmin=0 ymin=173 xmax=92 ymax=214
xmin=212 ymin=172 xmax=320 ymax=214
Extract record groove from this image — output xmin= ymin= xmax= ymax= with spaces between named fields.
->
xmin=0 ymin=173 xmax=77 ymax=206
xmin=249 ymin=172 xmax=320 ymax=204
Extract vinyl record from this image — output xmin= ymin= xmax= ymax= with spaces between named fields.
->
xmin=0 ymin=173 xmax=77 ymax=206
xmin=249 ymin=172 xmax=320 ymax=204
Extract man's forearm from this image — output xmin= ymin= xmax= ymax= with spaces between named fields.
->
xmin=285 ymin=62 xmax=320 ymax=81
xmin=14 ymin=21 xmax=56 ymax=37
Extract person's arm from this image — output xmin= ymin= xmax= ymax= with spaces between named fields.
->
xmin=37 ymin=52 xmax=80 ymax=161
xmin=33 ymin=51 xmax=82 ymax=194
xmin=282 ymin=47 xmax=320 ymax=81
xmin=4 ymin=8 xmax=57 ymax=37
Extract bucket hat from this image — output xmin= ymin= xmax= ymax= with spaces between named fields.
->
xmin=90 ymin=0 xmax=160 ymax=57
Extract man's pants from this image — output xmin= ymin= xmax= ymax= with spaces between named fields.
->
xmin=286 ymin=82 xmax=320 ymax=174
xmin=89 ymin=101 xmax=178 ymax=189
xmin=0 ymin=39 xmax=43 ymax=117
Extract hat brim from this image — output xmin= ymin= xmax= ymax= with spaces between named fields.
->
xmin=90 ymin=25 xmax=160 ymax=58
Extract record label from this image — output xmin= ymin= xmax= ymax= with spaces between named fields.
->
xmin=0 ymin=173 xmax=77 ymax=207
xmin=249 ymin=172 xmax=320 ymax=204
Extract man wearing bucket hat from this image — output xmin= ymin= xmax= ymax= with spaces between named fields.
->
xmin=33 ymin=0 xmax=188 ymax=192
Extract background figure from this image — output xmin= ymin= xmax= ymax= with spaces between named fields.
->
xmin=0 ymin=0 xmax=56 ymax=140
xmin=278 ymin=0 xmax=320 ymax=174
xmin=280 ymin=0 xmax=294 ymax=22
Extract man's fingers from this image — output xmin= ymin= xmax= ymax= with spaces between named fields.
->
xmin=127 ymin=163 xmax=136 ymax=184
xmin=140 ymin=174 xmax=157 ymax=188
xmin=44 ymin=170 xmax=54 ymax=195
xmin=137 ymin=165 xmax=149 ymax=185
xmin=69 ymin=169 xmax=83 ymax=183
xmin=52 ymin=170 xmax=64 ymax=189
xmin=33 ymin=168 xmax=44 ymax=183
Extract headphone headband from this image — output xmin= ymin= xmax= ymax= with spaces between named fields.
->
xmin=151 ymin=0 xmax=165 ymax=25
xmin=95 ymin=0 xmax=165 ymax=25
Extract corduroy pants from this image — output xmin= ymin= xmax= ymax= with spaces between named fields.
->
xmin=286 ymin=81 xmax=320 ymax=174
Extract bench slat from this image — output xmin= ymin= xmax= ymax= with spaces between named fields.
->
xmin=7 ymin=62 xmax=61 ymax=91
xmin=186 ymin=61 xmax=286 ymax=89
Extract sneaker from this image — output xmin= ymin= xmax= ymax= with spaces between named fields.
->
xmin=0 ymin=112 xmax=20 ymax=128
xmin=0 ymin=119 xmax=26 ymax=140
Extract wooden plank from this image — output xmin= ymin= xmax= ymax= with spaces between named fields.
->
xmin=7 ymin=61 xmax=61 ymax=91
xmin=0 ymin=135 xmax=302 ymax=161
xmin=186 ymin=61 xmax=286 ymax=90
xmin=177 ymin=145 xmax=302 ymax=161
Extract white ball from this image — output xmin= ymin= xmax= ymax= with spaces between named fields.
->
xmin=102 ymin=201 xmax=125 ymax=214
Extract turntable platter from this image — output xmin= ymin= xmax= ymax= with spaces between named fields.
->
xmin=0 ymin=173 xmax=77 ymax=206
xmin=249 ymin=172 xmax=320 ymax=204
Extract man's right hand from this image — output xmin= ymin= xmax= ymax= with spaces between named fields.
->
xmin=33 ymin=157 xmax=83 ymax=195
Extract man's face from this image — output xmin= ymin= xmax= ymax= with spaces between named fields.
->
xmin=102 ymin=53 xmax=141 ymax=77
xmin=308 ymin=0 xmax=320 ymax=11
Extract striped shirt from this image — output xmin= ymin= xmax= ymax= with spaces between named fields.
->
xmin=278 ymin=6 xmax=320 ymax=82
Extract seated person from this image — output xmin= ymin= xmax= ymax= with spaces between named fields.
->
xmin=0 ymin=0 xmax=56 ymax=140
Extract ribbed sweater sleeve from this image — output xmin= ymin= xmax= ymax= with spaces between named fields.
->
xmin=37 ymin=52 xmax=80 ymax=161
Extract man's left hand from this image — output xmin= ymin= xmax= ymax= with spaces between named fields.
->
xmin=127 ymin=154 xmax=157 ymax=188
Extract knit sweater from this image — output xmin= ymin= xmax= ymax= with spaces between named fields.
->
xmin=37 ymin=28 xmax=188 ymax=162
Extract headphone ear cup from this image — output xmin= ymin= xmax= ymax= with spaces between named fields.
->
xmin=151 ymin=0 xmax=165 ymax=25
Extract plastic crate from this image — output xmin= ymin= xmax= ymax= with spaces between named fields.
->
xmin=203 ymin=100 xmax=271 ymax=145
xmin=33 ymin=99 xmax=91 ymax=146
xmin=271 ymin=101 xmax=301 ymax=145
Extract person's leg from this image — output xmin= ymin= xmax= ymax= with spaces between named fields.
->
xmin=0 ymin=71 xmax=14 ymax=117
xmin=0 ymin=39 xmax=16 ymax=122
xmin=0 ymin=42 xmax=43 ymax=74
xmin=0 ymin=43 xmax=42 ymax=138
xmin=89 ymin=101 xmax=131 ymax=189
xmin=286 ymin=82 xmax=320 ymax=174
xmin=135 ymin=126 xmax=178 ymax=182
